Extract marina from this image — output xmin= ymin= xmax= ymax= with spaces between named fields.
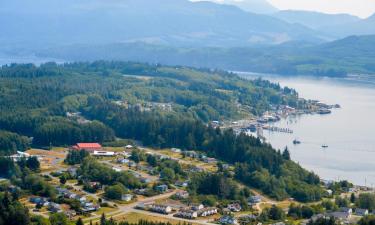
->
xmin=240 ymin=73 xmax=375 ymax=186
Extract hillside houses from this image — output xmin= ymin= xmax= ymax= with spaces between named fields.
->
xmin=175 ymin=210 xmax=198 ymax=219
xmin=227 ymin=203 xmax=242 ymax=212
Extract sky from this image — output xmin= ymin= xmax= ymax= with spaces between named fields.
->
xmin=197 ymin=0 xmax=375 ymax=18
xmin=268 ymin=0 xmax=375 ymax=18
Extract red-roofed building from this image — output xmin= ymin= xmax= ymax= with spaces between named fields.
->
xmin=72 ymin=143 xmax=102 ymax=152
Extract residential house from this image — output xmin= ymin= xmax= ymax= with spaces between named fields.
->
xmin=117 ymin=158 xmax=130 ymax=164
xmin=203 ymin=157 xmax=217 ymax=164
xmin=219 ymin=216 xmax=238 ymax=225
xmin=171 ymin=148 xmax=182 ymax=153
xmin=155 ymin=184 xmax=168 ymax=193
xmin=81 ymin=202 xmax=99 ymax=212
xmin=10 ymin=151 xmax=32 ymax=162
xmin=190 ymin=204 xmax=204 ymax=211
xmin=329 ymin=212 xmax=351 ymax=221
xmin=29 ymin=197 xmax=48 ymax=206
xmin=93 ymin=151 xmax=115 ymax=157
xmin=175 ymin=191 xmax=189 ymax=199
xmin=175 ymin=210 xmax=198 ymax=219
xmin=339 ymin=207 xmax=353 ymax=215
xmin=141 ymin=177 xmax=152 ymax=184
xmin=121 ymin=194 xmax=133 ymax=202
xmin=197 ymin=207 xmax=218 ymax=217
xmin=48 ymin=203 xmax=62 ymax=213
xmin=248 ymin=196 xmax=262 ymax=205
xmin=149 ymin=204 xmax=173 ymax=214
xmin=88 ymin=182 xmax=102 ymax=190
xmin=128 ymin=161 xmax=137 ymax=168
xmin=121 ymin=151 xmax=131 ymax=158
xmin=65 ymin=210 xmax=77 ymax=220
xmin=227 ymin=203 xmax=242 ymax=212
xmin=184 ymin=151 xmax=199 ymax=158
xmin=175 ymin=181 xmax=189 ymax=188
xmin=112 ymin=167 xmax=122 ymax=172
xmin=355 ymin=208 xmax=369 ymax=216
xmin=125 ymin=145 xmax=134 ymax=149
xmin=134 ymin=188 xmax=147 ymax=195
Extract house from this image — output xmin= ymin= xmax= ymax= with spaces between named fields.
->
xmin=203 ymin=157 xmax=217 ymax=164
xmin=93 ymin=151 xmax=115 ymax=157
xmin=238 ymin=214 xmax=258 ymax=222
xmin=329 ymin=211 xmax=351 ymax=221
xmin=48 ymin=203 xmax=62 ymax=213
xmin=227 ymin=203 xmax=242 ymax=212
xmin=125 ymin=145 xmax=134 ymax=149
xmin=82 ymin=202 xmax=100 ymax=212
xmin=175 ymin=210 xmax=198 ymax=219
xmin=121 ymin=151 xmax=131 ymax=158
xmin=149 ymin=204 xmax=173 ymax=214
xmin=175 ymin=191 xmax=189 ymax=199
xmin=198 ymin=207 xmax=218 ymax=217
xmin=88 ymin=182 xmax=102 ymax=190
xmin=271 ymin=222 xmax=285 ymax=225
xmin=339 ymin=207 xmax=353 ymax=215
xmin=121 ymin=194 xmax=133 ymax=202
xmin=72 ymin=143 xmax=102 ymax=152
xmin=355 ymin=208 xmax=369 ymax=216
xmin=134 ymin=188 xmax=147 ymax=195
xmin=171 ymin=148 xmax=181 ymax=153
xmin=175 ymin=181 xmax=189 ymax=188
xmin=183 ymin=151 xmax=199 ymax=158
xmin=155 ymin=184 xmax=168 ymax=193
xmin=112 ymin=167 xmax=122 ymax=172
xmin=128 ymin=161 xmax=137 ymax=168
xmin=29 ymin=197 xmax=48 ymax=206
xmin=140 ymin=177 xmax=152 ymax=184
xmin=75 ymin=195 xmax=87 ymax=202
xmin=219 ymin=216 xmax=238 ymax=225
xmin=190 ymin=204 xmax=204 ymax=211
xmin=56 ymin=187 xmax=69 ymax=196
xmin=10 ymin=151 xmax=31 ymax=162
xmin=65 ymin=210 xmax=77 ymax=219
xmin=117 ymin=158 xmax=130 ymax=164
xmin=248 ymin=196 xmax=262 ymax=204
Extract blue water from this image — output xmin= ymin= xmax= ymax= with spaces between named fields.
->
xmin=241 ymin=73 xmax=375 ymax=186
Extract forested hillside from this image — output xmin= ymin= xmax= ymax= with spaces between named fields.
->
xmin=39 ymin=35 xmax=375 ymax=77
xmin=0 ymin=61 xmax=303 ymax=148
xmin=0 ymin=62 xmax=322 ymax=201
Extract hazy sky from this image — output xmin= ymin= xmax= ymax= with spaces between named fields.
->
xmin=268 ymin=0 xmax=375 ymax=18
xmin=198 ymin=0 xmax=375 ymax=18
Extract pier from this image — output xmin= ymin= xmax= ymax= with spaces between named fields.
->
xmin=263 ymin=126 xmax=293 ymax=134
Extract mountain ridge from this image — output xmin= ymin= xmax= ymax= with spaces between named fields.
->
xmin=0 ymin=0 xmax=326 ymax=48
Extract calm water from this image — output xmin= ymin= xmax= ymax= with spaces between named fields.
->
xmin=241 ymin=73 xmax=375 ymax=186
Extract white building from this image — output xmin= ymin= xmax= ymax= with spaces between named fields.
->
xmin=121 ymin=194 xmax=133 ymax=202
xmin=93 ymin=151 xmax=115 ymax=157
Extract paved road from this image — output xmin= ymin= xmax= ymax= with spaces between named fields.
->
xmin=83 ymin=190 xmax=179 ymax=222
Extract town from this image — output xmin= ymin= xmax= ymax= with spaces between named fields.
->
xmin=2 ymin=141 xmax=374 ymax=225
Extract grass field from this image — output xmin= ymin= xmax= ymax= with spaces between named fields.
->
xmin=113 ymin=212 xmax=195 ymax=224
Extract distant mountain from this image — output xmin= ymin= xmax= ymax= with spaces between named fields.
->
xmin=204 ymin=0 xmax=278 ymax=14
xmin=0 ymin=0 xmax=325 ymax=49
xmin=273 ymin=10 xmax=360 ymax=30
xmin=319 ymin=13 xmax=375 ymax=38
xmin=37 ymin=35 xmax=375 ymax=76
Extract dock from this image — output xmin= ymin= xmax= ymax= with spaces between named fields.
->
xmin=263 ymin=126 xmax=293 ymax=134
